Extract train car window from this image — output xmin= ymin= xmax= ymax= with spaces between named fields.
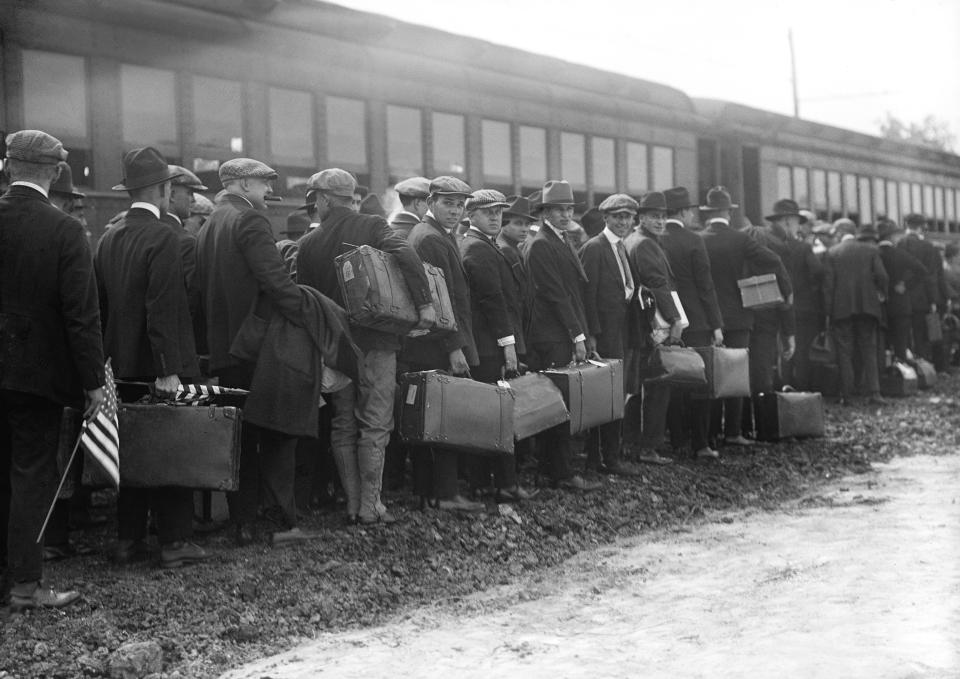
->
xmin=873 ymin=178 xmax=886 ymax=220
xmin=591 ymin=137 xmax=616 ymax=193
xmin=811 ymin=170 xmax=827 ymax=217
xmin=934 ymin=186 xmax=945 ymax=231
xmin=519 ymin=125 xmax=546 ymax=194
xmin=777 ymin=166 xmax=792 ymax=200
xmin=923 ymin=185 xmax=934 ymax=221
xmin=843 ymin=174 xmax=858 ymax=219
xmin=911 ymin=183 xmax=923 ymax=214
xmin=386 ymin=105 xmax=423 ymax=182
xmin=858 ymin=176 xmax=872 ymax=225
xmin=899 ymin=183 xmax=911 ymax=219
xmin=827 ymin=171 xmax=842 ymax=219
xmin=326 ymin=97 xmax=367 ymax=169
xmin=653 ymin=147 xmax=674 ymax=191
xmin=269 ymin=87 xmax=314 ymax=167
xmin=434 ymin=113 xmax=466 ymax=177
xmin=481 ymin=119 xmax=511 ymax=190
xmin=22 ymin=50 xmax=88 ymax=140
xmin=120 ymin=65 xmax=177 ymax=149
xmin=626 ymin=142 xmax=649 ymax=194
xmin=792 ymin=166 xmax=809 ymax=208
xmin=561 ymin=132 xmax=586 ymax=189
xmin=886 ymin=180 xmax=899 ymax=223
xmin=193 ymin=76 xmax=242 ymax=151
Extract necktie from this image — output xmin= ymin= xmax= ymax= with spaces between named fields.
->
xmin=616 ymin=240 xmax=634 ymax=293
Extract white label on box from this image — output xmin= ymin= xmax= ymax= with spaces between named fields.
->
xmin=405 ymin=384 xmax=418 ymax=405
xmin=342 ymin=261 xmax=354 ymax=282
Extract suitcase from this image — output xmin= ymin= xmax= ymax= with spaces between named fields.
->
xmin=754 ymin=391 xmax=825 ymax=441
xmin=82 ymin=403 xmax=242 ymax=490
xmin=399 ymin=371 xmax=514 ymax=454
xmin=737 ymin=273 xmax=784 ymax=310
xmin=336 ymin=245 xmax=419 ymax=335
xmin=505 ymin=372 xmax=570 ymax=440
xmin=642 ymin=345 xmax=707 ymax=387
xmin=420 ymin=263 xmax=458 ymax=336
xmin=543 ymin=359 xmax=625 ymax=435
xmin=906 ymin=357 xmax=937 ymax=389
xmin=880 ymin=360 xmax=918 ymax=397
xmin=693 ymin=346 xmax=750 ymax=398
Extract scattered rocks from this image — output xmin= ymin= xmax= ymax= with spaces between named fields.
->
xmin=107 ymin=640 xmax=163 ymax=679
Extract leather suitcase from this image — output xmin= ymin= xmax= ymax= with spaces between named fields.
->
xmin=336 ymin=245 xmax=419 ymax=335
xmin=880 ymin=361 xmax=918 ymax=397
xmin=693 ymin=346 xmax=750 ymax=398
xmin=543 ymin=359 xmax=625 ymax=435
xmin=906 ymin=357 xmax=937 ymax=389
xmin=82 ymin=403 xmax=241 ymax=490
xmin=421 ymin=263 xmax=458 ymax=336
xmin=754 ymin=391 xmax=825 ymax=441
xmin=643 ymin=345 xmax=707 ymax=387
xmin=737 ymin=273 xmax=784 ymax=310
xmin=399 ymin=371 xmax=514 ymax=454
xmin=505 ymin=372 xmax=570 ymax=440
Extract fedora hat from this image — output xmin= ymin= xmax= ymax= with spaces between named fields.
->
xmin=503 ymin=195 xmax=536 ymax=222
xmin=112 ymin=147 xmax=181 ymax=191
xmin=50 ymin=161 xmax=84 ymax=199
xmin=538 ymin=180 xmax=580 ymax=208
xmin=700 ymin=186 xmax=739 ymax=211
xmin=637 ymin=191 xmax=668 ymax=212
xmin=663 ymin=186 xmax=697 ymax=211
xmin=766 ymin=198 xmax=808 ymax=224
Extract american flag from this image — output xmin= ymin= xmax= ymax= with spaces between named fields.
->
xmin=174 ymin=383 xmax=249 ymax=404
xmin=81 ymin=358 xmax=120 ymax=487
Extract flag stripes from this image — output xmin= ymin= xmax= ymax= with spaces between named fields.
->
xmin=81 ymin=359 xmax=120 ymax=487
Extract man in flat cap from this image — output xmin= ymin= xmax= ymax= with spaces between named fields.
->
xmin=196 ymin=157 xmax=312 ymax=545
xmin=390 ymin=177 xmax=431 ymax=238
xmin=297 ymin=168 xmax=434 ymax=524
xmin=898 ymin=213 xmax=943 ymax=365
xmin=1 ymin=130 xmax=104 ymax=610
xmin=523 ymin=180 xmax=599 ymax=492
xmin=95 ymin=147 xmax=209 ymax=569
xmin=164 ymin=166 xmax=209 ymax=346
xmin=578 ymin=194 xmax=641 ymax=476
xmin=402 ymin=176 xmax=485 ymax=512
xmin=498 ymin=195 xmax=536 ymax=329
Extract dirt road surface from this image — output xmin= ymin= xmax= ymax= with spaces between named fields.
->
xmin=223 ymin=454 xmax=960 ymax=679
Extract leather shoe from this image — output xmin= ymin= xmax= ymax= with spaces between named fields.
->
xmin=235 ymin=524 xmax=255 ymax=547
xmin=43 ymin=543 xmax=93 ymax=561
xmin=436 ymin=494 xmax=485 ymax=513
xmin=9 ymin=584 xmax=80 ymax=612
xmin=635 ymin=450 xmax=673 ymax=465
xmin=160 ymin=541 xmax=211 ymax=569
xmin=270 ymin=527 xmax=323 ymax=546
xmin=695 ymin=446 xmax=720 ymax=460
xmin=723 ymin=435 xmax=756 ymax=447
xmin=601 ymin=461 xmax=641 ymax=477
xmin=496 ymin=486 xmax=540 ymax=502
xmin=359 ymin=509 xmax=398 ymax=525
xmin=112 ymin=539 xmax=150 ymax=565
xmin=558 ymin=474 xmax=602 ymax=492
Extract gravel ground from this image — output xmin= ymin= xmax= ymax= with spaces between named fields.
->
xmin=2 ymin=376 xmax=958 ymax=679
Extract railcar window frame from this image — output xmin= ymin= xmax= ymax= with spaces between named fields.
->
xmin=432 ymin=111 xmax=467 ymax=179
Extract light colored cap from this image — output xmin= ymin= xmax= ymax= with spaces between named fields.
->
xmin=598 ymin=193 xmax=639 ymax=214
xmin=4 ymin=129 xmax=67 ymax=165
xmin=306 ymin=168 xmax=357 ymax=198
xmin=394 ymin=176 xmax=431 ymax=198
xmin=190 ymin=193 xmax=214 ymax=216
xmin=169 ymin=165 xmax=208 ymax=191
xmin=429 ymin=176 xmax=472 ymax=197
xmin=466 ymin=189 xmax=510 ymax=211
xmin=218 ymin=158 xmax=278 ymax=182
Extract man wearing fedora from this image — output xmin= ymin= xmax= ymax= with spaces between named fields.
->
xmin=389 ymin=176 xmax=431 ymax=238
xmin=700 ymin=186 xmax=787 ymax=447
xmin=898 ymin=213 xmax=943 ymax=365
xmin=1 ymin=130 xmax=104 ymax=610
xmin=47 ymin=161 xmax=85 ymax=216
xmin=660 ymin=186 xmax=724 ymax=460
xmin=523 ymin=180 xmax=599 ymax=491
xmin=95 ymin=147 xmax=209 ymax=569
xmin=877 ymin=219 xmax=928 ymax=361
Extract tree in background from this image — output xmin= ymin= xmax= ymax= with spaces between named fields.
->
xmin=877 ymin=112 xmax=956 ymax=153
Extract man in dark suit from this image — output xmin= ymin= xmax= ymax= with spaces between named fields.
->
xmin=389 ymin=176 xmax=430 ymax=238
xmin=95 ymin=147 xmax=209 ymax=570
xmin=163 ymin=165 xmax=207 ymax=347
xmin=898 ymin=213 xmax=942 ymax=363
xmin=824 ymin=223 xmax=889 ymax=403
xmin=878 ymin=219 xmax=927 ymax=360
xmin=1 ymin=130 xmax=104 ymax=611
xmin=497 ymin=196 xmax=535 ymax=331
xmin=700 ymin=187 xmax=787 ymax=446
xmin=523 ymin=180 xmax=600 ymax=491
xmin=579 ymin=194 xmax=641 ymax=475
xmin=297 ymin=168 xmax=434 ymax=524
xmin=402 ymin=176 xmax=485 ymax=512
xmin=660 ymin=186 xmax=723 ymax=460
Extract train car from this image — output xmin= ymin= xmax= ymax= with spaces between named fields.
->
xmin=1 ymin=0 xmax=959 ymax=241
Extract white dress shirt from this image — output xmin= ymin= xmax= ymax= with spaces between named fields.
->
xmin=601 ymin=226 xmax=635 ymax=301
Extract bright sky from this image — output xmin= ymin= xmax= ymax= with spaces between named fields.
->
xmin=331 ymin=0 xmax=960 ymax=147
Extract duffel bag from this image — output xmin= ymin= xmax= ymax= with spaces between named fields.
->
xmin=693 ymin=346 xmax=750 ymax=398
xmin=504 ymin=372 xmax=570 ymax=440
xmin=643 ymin=345 xmax=707 ymax=387
xmin=754 ymin=390 xmax=825 ymax=441
xmin=543 ymin=359 xmax=625 ymax=435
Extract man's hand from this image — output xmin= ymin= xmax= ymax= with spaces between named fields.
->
xmin=415 ymin=304 xmax=436 ymax=330
xmin=83 ymin=387 xmax=105 ymax=421
xmin=669 ymin=320 xmax=684 ymax=342
xmin=712 ymin=328 xmax=724 ymax=346
xmin=503 ymin=344 xmax=518 ymax=373
xmin=448 ymin=349 xmax=469 ymax=376
xmin=573 ymin=339 xmax=587 ymax=363
xmin=154 ymin=374 xmax=181 ymax=397
xmin=894 ymin=281 xmax=906 ymax=295
xmin=782 ymin=335 xmax=796 ymax=361
xmin=585 ymin=335 xmax=598 ymax=357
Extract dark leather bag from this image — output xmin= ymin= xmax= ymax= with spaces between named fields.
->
xmin=906 ymin=357 xmax=937 ymax=389
xmin=754 ymin=391 xmax=825 ymax=441
xmin=543 ymin=359 xmax=625 ymax=434
xmin=643 ymin=345 xmax=707 ymax=387
xmin=421 ymin=263 xmax=458 ymax=336
xmin=880 ymin=360 xmax=918 ymax=397
xmin=505 ymin=372 xmax=570 ymax=440
xmin=808 ymin=330 xmax=837 ymax=366
xmin=926 ymin=312 xmax=943 ymax=343
xmin=336 ymin=245 xmax=419 ymax=335
xmin=693 ymin=346 xmax=750 ymax=398
xmin=399 ymin=371 xmax=514 ymax=454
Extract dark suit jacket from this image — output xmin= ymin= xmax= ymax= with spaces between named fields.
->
xmin=404 ymin=214 xmax=478 ymax=367
xmin=578 ymin=232 xmax=630 ymax=358
xmin=523 ymin=224 xmax=588 ymax=346
xmin=195 ymin=193 xmax=309 ymax=373
xmin=0 ymin=185 xmax=104 ymax=404
xmin=660 ymin=220 xmax=722 ymax=333
xmin=296 ymin=205 xmax=431 ymax=353
xmin=879 ymin=242 xmax=928 ymax=318
xmin=389 ymin=211 xmax=420 ymax=239
xmin=823 ymin=238 xmax=888 ymax=321
xmin=95 ymin=207 xmax=198 ymax=379
xmin=701 ymin=220 xmax=785 ymax=331
xmin=496 ymin=233 xmax=531 ymax=334
xmin=897 ymin=234 xmax=941 ymax=311
xmin=460 ymin=229 xmax=526 ymax=358
xmin=162 ymin=212 xmax=203 ymax=347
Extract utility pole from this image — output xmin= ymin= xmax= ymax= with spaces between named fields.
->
xmin=789 ymin=28 xmax=799 ymax=118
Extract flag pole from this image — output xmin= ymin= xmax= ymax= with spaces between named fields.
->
xmin=36 ymin=420 xmax=87 ymax=544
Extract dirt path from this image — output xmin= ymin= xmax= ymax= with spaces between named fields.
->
xmin=222 ymin=454 xmax=960 ymax=679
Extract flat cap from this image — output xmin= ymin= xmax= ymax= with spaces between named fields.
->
xmin=429 ymin=176 xmax=472 ymax=198
xmin=466 ymin=189 xmax=510 ymax=212
xmin=306 ymin=168 xmax=356 ymax=198
xmin=832 ymin=217 xmax=856 ymax=236
xmin=190 ymin=193 xmax=214 ymax=216
xmin=218 ymin=158 xmax=278 ymax=182
xmin=5 ymin=129 xmax=68 ymax=165
xmin=169 ymin=165 xmax=208 ymax=191
xmin=598 ymin=193 xmax=639 ymax=214
xmin=394 ymin=176 xmax=431 ymax=198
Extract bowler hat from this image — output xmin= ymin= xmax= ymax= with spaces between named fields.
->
xmin=503 ymin=195 xmax=536 ymax=222
xmin=700 ymin=186 xmax=739 ymax=211
xmin=50 ymin=161 xmax=84 ymax=199
xmin=112 ymin=147 xmax=181 ymax=191
xmin=766 ymin=198 xmax=808 ymax=224
xmin=598 ymin=193 xmax=639 ymax=214
xmin=539 ymin=180 xmax=579 ymax=208
xmin=637 ymin=191 xmax=668 ymax=212
xmin=663 ymin=186 xmax=697 ymax=211
xmin=169 ymin=165 xmax=208 ymax=192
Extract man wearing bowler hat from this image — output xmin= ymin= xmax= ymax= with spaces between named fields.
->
xmin=578 ymin=194 xmax=642 ymax=476
xmin=390 ymin=176 xmax=431 ymax=238
xmin=1 ymin=130 xmax=104 ymax=610
xmin=700 ymin=187 xmax=786 ymax=448
xmin=95 ymin=147 xmax=209 ymax=569
xmin=898 ymin=213 xmax=943 ymax=364
xmin=660 ymin=186 xmax=724 ymax=460
xmin=523 ymin=180 xmax=600 ymax=491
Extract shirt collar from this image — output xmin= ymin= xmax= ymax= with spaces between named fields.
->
xmin=10 ymin=180 xmax=49 ymax=198
xmin=426 ymin=210 xmax=453 ymax=233
xmin=602 ymin=226 xmax=622 ymax=244
xmin=665 ymin=218 xmax=684 ymax=228
xmin=544 ymin=220 xmax=565 ymax=240
xmin=707 ymin=217 xmax=729 ymax=227
xmin=165 ymin=212 xmax=183 ymax=225
xmin=841 ymin=233 xmax=855 ymax=242
xmin=130 ymin=202 xmax=161 ymax=219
